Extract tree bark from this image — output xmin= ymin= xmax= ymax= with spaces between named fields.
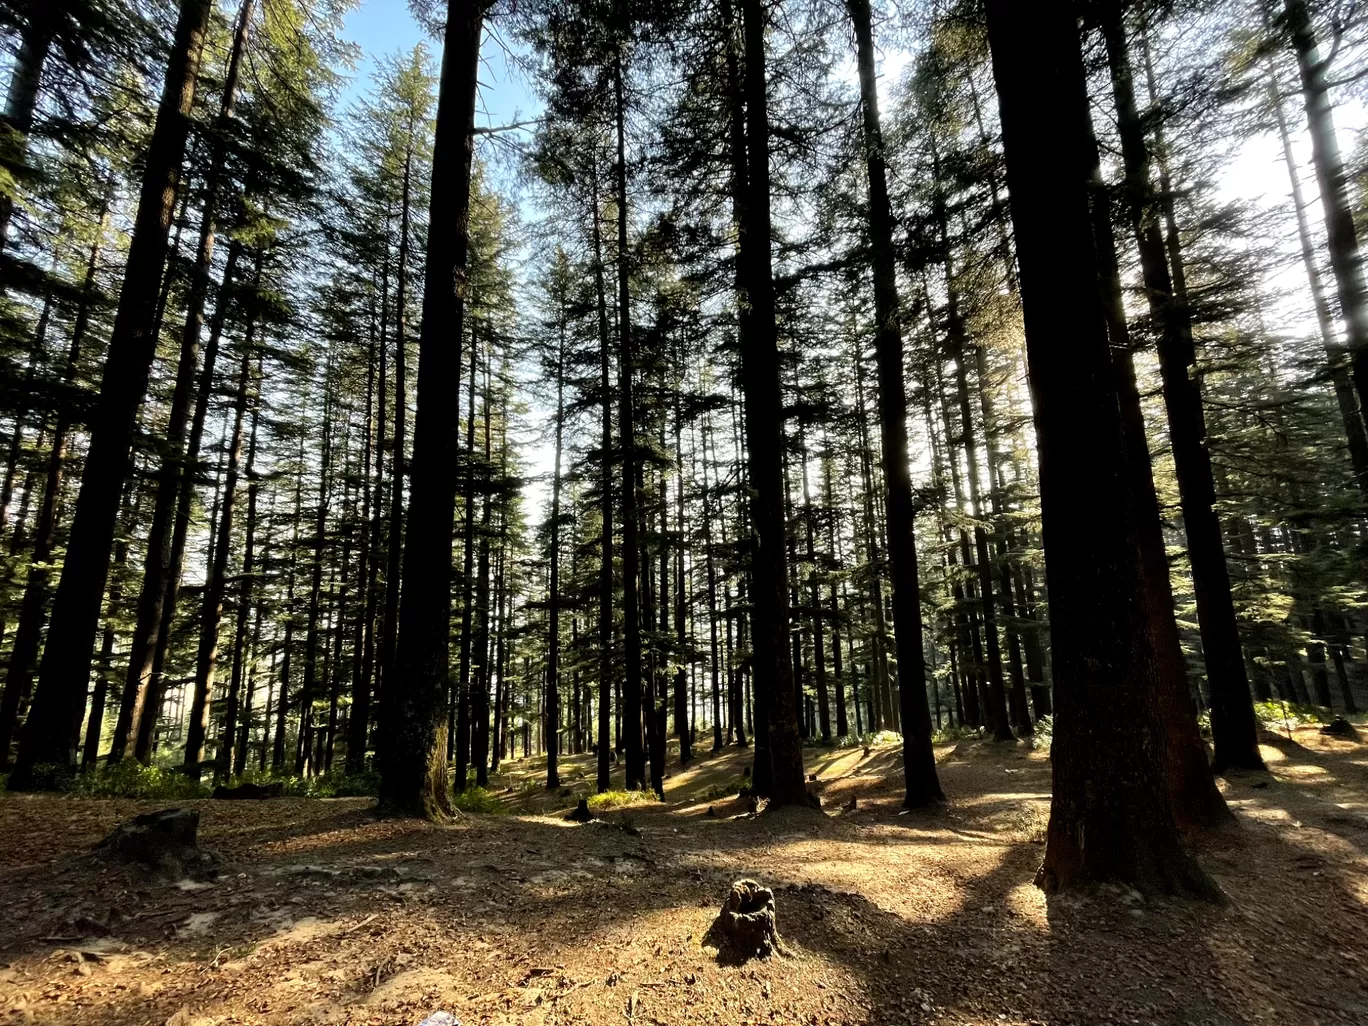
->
xmin=849 ymin=0 xmax=944 ymax=804
xmin=10 ymin=0 xmax=214 ymax=787
xmin=376 ymin=0 xmax=484 ymax=816
xmin=1101 ymin=0 xmax=1262 ymax=773
xmin=985 ymin=0 xmax=1219 ymax=896
xmin=737 ymin=0 xmax=806 ymax=807
xmin=184 ymin=351 xmax=252 ymax=779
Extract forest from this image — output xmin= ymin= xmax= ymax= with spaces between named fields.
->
xmin=1 ymin=0 xmax=1368 ymax=1022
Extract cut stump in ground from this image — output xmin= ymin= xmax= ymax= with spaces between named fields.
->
xmin=566 ymin=799 xmax=592 ymax=823
xmin=96 ymin=808 xmax=217 ymax=881
xmin=705 ymin=879 xmax=783 ymax=962
xmin=1321 ymin=719 xmax=1362 ymax=741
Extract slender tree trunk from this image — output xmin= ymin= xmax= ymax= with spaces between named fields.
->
xmin=0 ymin=5 xmax=58 ymax=254
xmin=849 ymin=0 xmax=944 ymax=803
xmin=546 ymin=308 xmax=566 ymax=790
xmin=737 ymin=0 xmax=805 ymax=807
xmin=1267 ymin=74 xmax=1368 ymax=494
xmin=985 ymin=0 xmax=1218 ymax=895
xmin=1101 ymin=0 xmax=1262 ymax=773
xmin=132 ymin=244 xmax=256 ymax=765
xmin=224 ymin=366 xmax=261 ymax=779
xmin=346 ymin=308 xmax=382 ymax=772
xmin=295 ymin=368 xmax=335 ymax=775
xmin=593 ymin=173 xmax=615 ymax=794
xmin=1089 ymin=100 xmax=1233 ymax=833
xmin=1283 ymin=0 xmax=1368 ymax=433
xmin=184 ymin=351 xmax=252 ymax=779
xmin=378 ymin=153 xmax=413 ymax=721
xmin=378 ymin=0 xmax=484 ymax=817
xmin=11 ymin=0 xmax=214 ymax=787
xmin=0 ymin=196 xmax=108 ymax=767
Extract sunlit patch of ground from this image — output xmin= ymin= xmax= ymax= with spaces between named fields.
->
xmin=3 ymin=727 xmax=1368 ymax=1024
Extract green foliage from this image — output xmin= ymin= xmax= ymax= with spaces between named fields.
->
xmin=1253 ymin=700 xmax=1336 ymax=729
xmin=224 ymin=767 xmax=381 ymax=798
xmin=1030 ymin=715 xmax=1053 ymax=752
xmin=930 ymin=724 xmax=977 ymax=744
xmin=699 ymin=774 xmax=748 ymax=801
xmin=587 ymin=789 xmax=659 ymax=812
xmin=70 ymin=762 xmax=210 ymax=800
xmin=449 ymin=787 xmax=506 ymax=814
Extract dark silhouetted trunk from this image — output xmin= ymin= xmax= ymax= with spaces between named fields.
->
xmin=849 ymin=0 xmax=943 ymax=804
xmin=377 ymin=0 xmax=485 ymax=817
xmin=11 ymin=0 xmax=214 ymax=787
xmin=985 ymin=0 xmax=1219 ymax=895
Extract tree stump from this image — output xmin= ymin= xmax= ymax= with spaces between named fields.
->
xmin=565 ymin=798 xmax=593 ymax=823
xmin=97 ymin=808 xmax=215 ymax=880
xmin=1321 ymin=719 xmax=1362 ymax=741
xmin=707 ymin=879 xmax=783 ymax=961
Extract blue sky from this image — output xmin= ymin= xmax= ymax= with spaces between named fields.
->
xmin=338 ymin=0 xmax=541 ymax=131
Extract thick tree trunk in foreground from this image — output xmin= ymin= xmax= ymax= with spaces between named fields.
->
xmin=738 ymin=0 xmax=806 ymax=807
xmin=377 ymin=0 xmax=485 ymax=817
xmin=848 ymin=0 xmax=943 ymax=806
xmin=10 ymin=0 xmax=213 ymax=788
xmin=985 ymin=0 xmax=1219 ymax=897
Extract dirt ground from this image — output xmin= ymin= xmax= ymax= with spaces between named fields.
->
xmin=3 ymin=729 xmax=1368 ymax=1026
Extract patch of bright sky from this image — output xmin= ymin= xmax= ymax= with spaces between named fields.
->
xmin=337 ymin=2 xmax=1368 ymax=524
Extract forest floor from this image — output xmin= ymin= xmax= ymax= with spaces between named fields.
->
xmin=3 ymin=728 xmax=1368 ymax=1026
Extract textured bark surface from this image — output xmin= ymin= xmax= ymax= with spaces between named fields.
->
xmin=985 ymin=0 xmax=1220 ymax=897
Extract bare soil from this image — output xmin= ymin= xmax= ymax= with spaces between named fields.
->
xmin=3 ymin=729 xmax=1367 ymax=1025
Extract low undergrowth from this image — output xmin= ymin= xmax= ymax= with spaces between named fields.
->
xmin=587 ymin=789 xmax=660 ymax=812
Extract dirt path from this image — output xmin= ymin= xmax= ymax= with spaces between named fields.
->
xmin=3 ymin=732 xmax=1367 ymax=1025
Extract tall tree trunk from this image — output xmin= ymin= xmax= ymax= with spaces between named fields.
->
xmin=11 ymin=0 xmax=214 ymax=787
xmin=112 ymin=0 xmax=254 ymax=766
xmin=377 ymin=0 xmax=485 ymax=817
xmin=546 ymin=308 xmax=566 ymax=790
xmin=849 ymin=0 xmax=944 ymax=804
xmin=0 ymin=194 xmax=108 ymax=767
xmin=295 ymin=366 xmax=335 ymax=776
xmin=593 ymin=172 xmax=615 ymax=794
xmin=378 ymin=151 xmax=413 ymax=721
xmin=737 ymin=0 xmax=806 ymax=807
xmin=471 ymin=361 xmax=494 ymax=787
xmin=184 ymin=350 xmax=252 ymax=779
xmin=1283 ymin=0 xmax=1368 ymax=433
xmin=454 ymin=318 xmax=479 ymax=789
xmin=132 ymin=243 xmax=255 ymax=765
xmin=0 ymin=4 xmax=58 ymax=254
xmin=985 ymin=0 xmax=1218 ymax=896
xmin=1101 ymin=0 xmax=1262 ymax=773
xmin=224 ymin=364 xmax=261 ymax=779
xmin=612 ymin=44 xmax=645 ymax=793
xmin=346 ymin=305 xmax=383 ymax=773
xmin=1087 ymin=82 xmax=1233 ymax=833
xmin=1268 ymin=71 xmax=1368 ymax=495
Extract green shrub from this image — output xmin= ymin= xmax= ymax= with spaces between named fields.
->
xmin=449 ymin=786 xmax=505 ymax=814
xmin=222 ymin=767 xmax=381 ymax=799
xmin=587 ymin=789 xmax=658 ymax=812
xmin=1030 ymin=715 xmax=1053 ymax=751
xmin=700 ymin=775 xmax=748 ymax=801
xmin=70 ymin=762 xmax=210 ymax=800
xmin=1253 ymin=700 xmax=1334 ymax=729
xmin=931 ymin=724 xmax=978 ymax=744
